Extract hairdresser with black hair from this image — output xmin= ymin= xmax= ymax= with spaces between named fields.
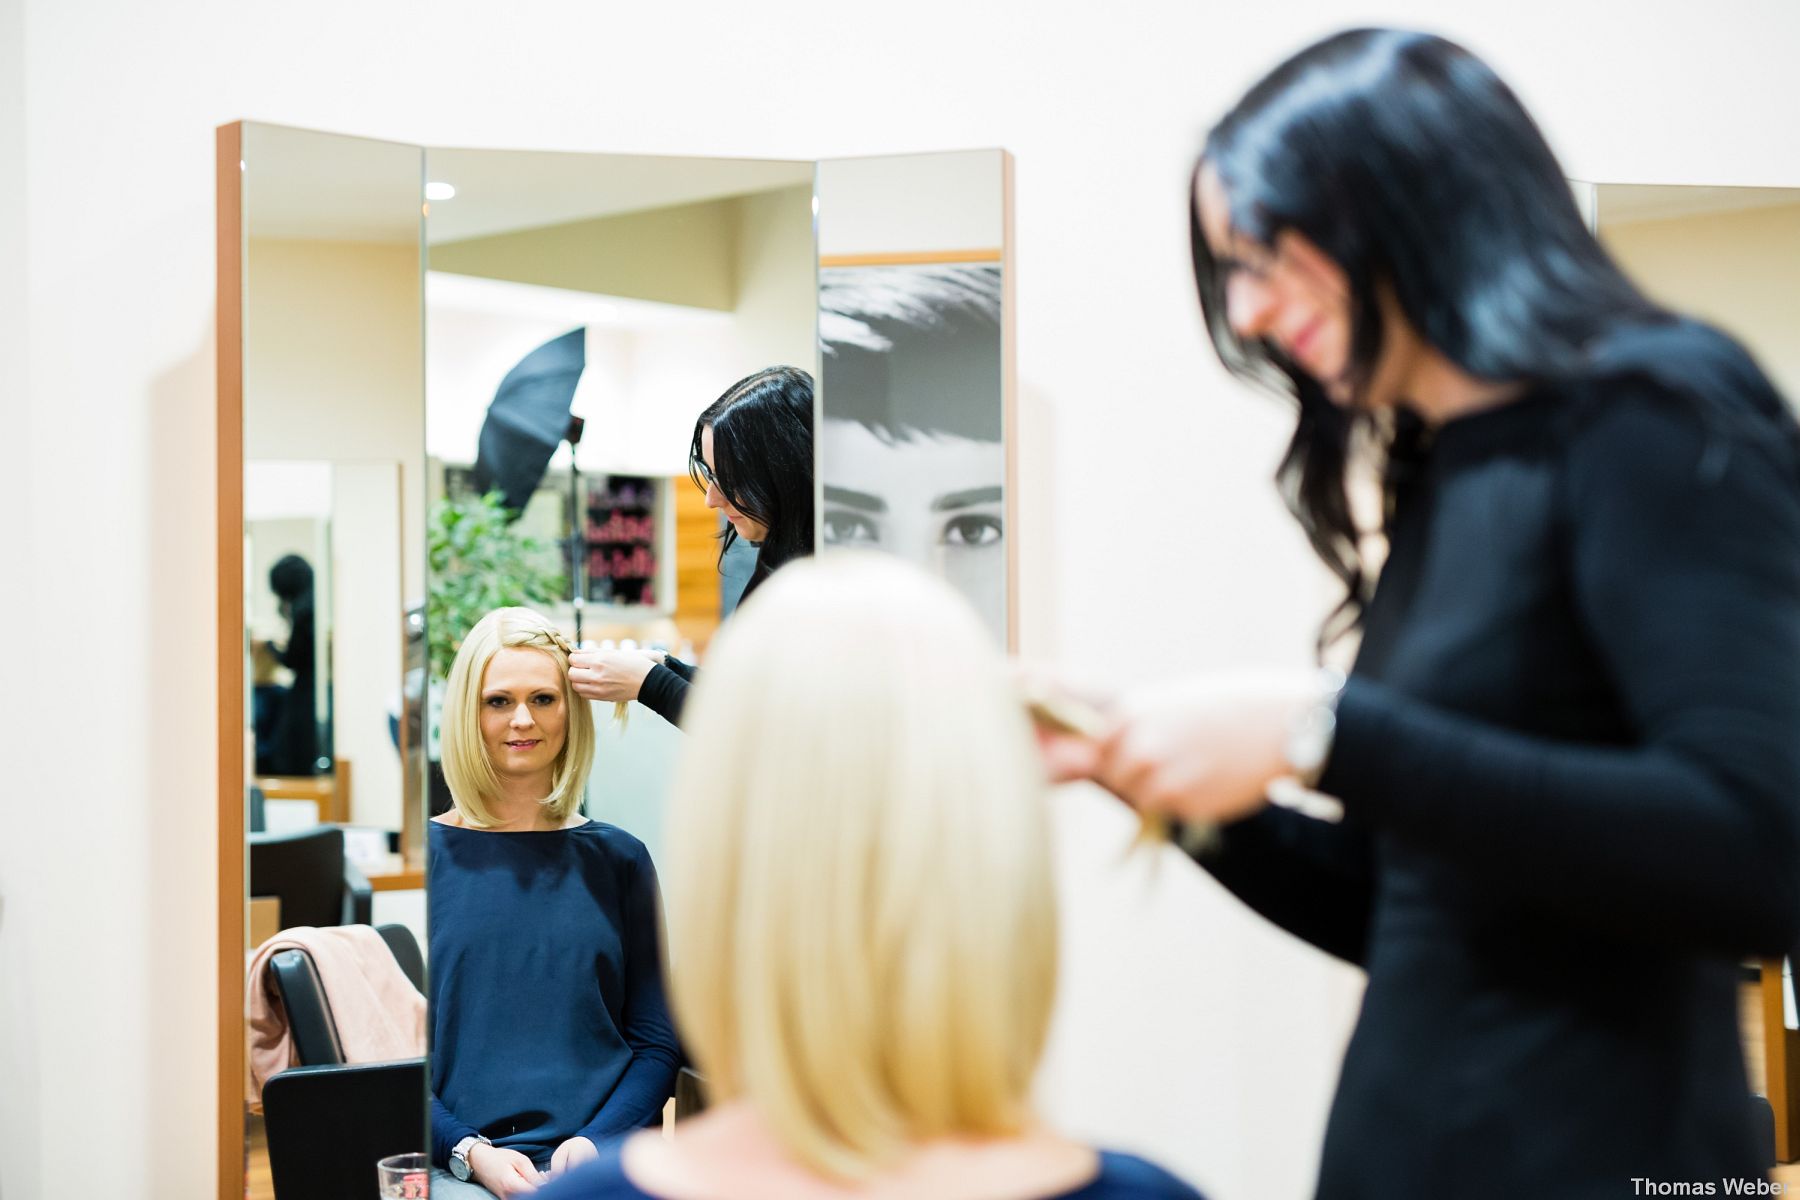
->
xmin=259 ymin=553 xmax=321 ymax=775
xmin=568 ymin=365 xmax=813 ymax=727
xmin=1043 ymin=29 xmax=1800 ymax=1198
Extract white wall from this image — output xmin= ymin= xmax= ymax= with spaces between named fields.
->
xmin=245 ymin=238 xmax=424 ymax=602
xmin=10 ymin=2 xmax=1800 ymax=1198
xmin=1 ymin=5 xmax=35 ymax=1197
xmin=329 ymin=462 xmax=406 ymax=827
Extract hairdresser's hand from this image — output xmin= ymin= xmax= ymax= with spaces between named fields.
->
xmin=549 ymin=1136 xmax=599 ymax=1177
xmin=568 ymin=648 xmax=663 ymax=703
xmin=468 ymin=1143 xmax=543 ymax=1196
xmin=1089 ymin=669 xmax=1321 ymax=825
xmin=1016 ymin=665 xmax=1116 ymax=784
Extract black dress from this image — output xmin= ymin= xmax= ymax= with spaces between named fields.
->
xmin=1201 ymin=323 xmax=1800 ymax=1198
xmin=263 ymin=600 xmax=319 ymax=775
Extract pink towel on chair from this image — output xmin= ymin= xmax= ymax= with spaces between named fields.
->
xmin=245 ymin=925 xmax=427 ymax=1103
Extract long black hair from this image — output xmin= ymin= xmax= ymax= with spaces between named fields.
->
xmin=689 ymin=365 xmax=815 ymax=598
xmin=1191 ymin=28 xmax=1680 ymax=643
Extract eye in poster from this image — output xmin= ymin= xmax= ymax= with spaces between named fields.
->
xmin=819 ymin=261 xmax=1006 ymax=640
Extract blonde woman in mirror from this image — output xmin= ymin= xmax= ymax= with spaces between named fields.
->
xmin=429 ymin=607 xmax=680 ymax=1198
xmin=535 ymin=556 xmax=1204 ymax=1200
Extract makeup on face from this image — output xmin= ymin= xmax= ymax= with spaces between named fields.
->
xmin=479 ymin=647 xmax=568 ymax=778
xmin=698 ymin=425 xmax=770 ymax=543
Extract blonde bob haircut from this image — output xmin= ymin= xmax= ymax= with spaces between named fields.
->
xmin=669 ymin=553 xmax=1057 ymax=1180
xmin=440 ymin=606 xmax=595 ymax=829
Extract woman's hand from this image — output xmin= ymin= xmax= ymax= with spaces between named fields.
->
xmin=567 ymin=648 xmax=663 ymax=704
xmin=549 ymin=1136 xmax=600 ymax=1177
xmin=1051 ymin=669 xmax=1324 ymax=825
xmin=468 ymin=1143 xmax=543 ymax=1196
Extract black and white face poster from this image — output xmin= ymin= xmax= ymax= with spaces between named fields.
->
xmin=819 ymin=262 xmax=1005 ymax=640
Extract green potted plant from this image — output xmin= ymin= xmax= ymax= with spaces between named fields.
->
xmin=426 ymin=490 xmax=567 ymax=682
xmin=423 ymin=491 xmax=568 ymax=801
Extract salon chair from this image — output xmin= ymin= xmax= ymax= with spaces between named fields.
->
xmin=249 ymin=825 xmax=372 ymax=930
xmin=262 ymin=1060 xmax=426 ymax=1200
xmin=262 ymin=924 xmax=426 ymax=1199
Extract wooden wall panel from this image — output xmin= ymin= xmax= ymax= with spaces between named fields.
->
xmin=215 ymin=120 xmax=246 ymax=1200
xmin=672 ymin=479 xmax=722 ymax=653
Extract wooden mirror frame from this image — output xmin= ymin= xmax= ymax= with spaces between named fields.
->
xmin=215 ymin=119 xmax=246 ymax=1200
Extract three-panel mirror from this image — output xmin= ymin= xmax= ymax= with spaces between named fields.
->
xmin=219 ymin=123 xmax=1012 ymax=1197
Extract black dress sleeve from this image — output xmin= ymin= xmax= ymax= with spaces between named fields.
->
xmin=1320 ymin=389 xmax=1800 ymax=956
xmin=1195 ymin=806 xmax=1378 ymax=966
xmin=637 ymin=659 xmax=694 ymax=727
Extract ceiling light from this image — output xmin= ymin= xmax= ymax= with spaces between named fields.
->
xmin=425 ymin=181 xmax=457 ymax=201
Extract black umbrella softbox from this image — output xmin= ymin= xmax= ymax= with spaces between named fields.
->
xmin=471 ymin=326 xmax=586 ymax=513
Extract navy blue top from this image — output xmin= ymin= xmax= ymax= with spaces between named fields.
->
xmin=535 ymin=1140 xmax=1205 ymax=1199
xmin=428 ymin=819 xmax=681 ymax=1169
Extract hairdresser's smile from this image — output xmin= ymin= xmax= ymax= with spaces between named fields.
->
xmin=1285 ymin=317 xmax=1326 ymax=371
xmin=1195 ymin=163 xmax=1359 ymax=403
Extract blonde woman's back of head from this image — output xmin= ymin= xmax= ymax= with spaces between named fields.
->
xmin=669 ymin=552 xmax=1057 ymax=1181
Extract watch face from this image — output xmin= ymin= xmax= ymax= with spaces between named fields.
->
xmin=450 ymin=1152 xmax=473 ymax=1182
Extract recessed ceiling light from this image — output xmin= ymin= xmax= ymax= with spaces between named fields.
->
xmin=425 ymin=181 xmax=457 ymax=201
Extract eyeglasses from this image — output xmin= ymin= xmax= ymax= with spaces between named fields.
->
xmin=692 ymin=458 xmax=718 ymax=490
xmin=1215 ymin=242 xmax=1281 ymax=284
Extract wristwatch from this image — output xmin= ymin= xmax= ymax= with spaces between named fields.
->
xmin=1285 ymin=668 xmax=1347 ymax=789
xmin=450 ymin=1135 xmax=491 ymax=1182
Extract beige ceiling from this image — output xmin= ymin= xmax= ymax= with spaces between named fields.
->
xmin=242 ymin=123 xmax=422 ymax=245
xmin=424 ymin=147 xmax=813 ymax=244
xmin=236 ymin=122 xmax=813 ymax=246
xmin=1596 ymin=184 xmax=1800 ymax=226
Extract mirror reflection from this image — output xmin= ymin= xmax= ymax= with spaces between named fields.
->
xmin=816 ymin=151 xmax=1011 ymax=644
xmin=226 ymin=128 xmax=1015 ymax=1200
xmin=245 ymin=466 xmax=330 ymax=784
xmin=236 ymin=123 xmax=429 ymax=1197
xmin=1593 ymin=184 xmax=1800 ymax=401
xmin=420 ymin=149 xmax=816 ymax=1191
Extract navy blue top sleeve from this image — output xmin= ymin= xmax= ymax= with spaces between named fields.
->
xmin=637 ymin=659 xmax=694 ymax=727
xmin=429 ymin=1093 xmax=480 ymax=1169
xmin=1318 ymin=390 xmax=1800 ymax=956
xmin=429 ymin=822 xmax=681 ymax=1168
xmin=576 ymin=847 xmax=681 ymax=1143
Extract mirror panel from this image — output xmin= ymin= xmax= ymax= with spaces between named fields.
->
xmin=816 ymin=150 xmax=1014 ymax=647
xmin=1590 ymin=179 xmax=1800 ymax=1157
xmin=422 ymin=148 xmax=817 ymax=867
xmin=416 ymin=146 xmax=818 ymax=1187
xmin=1593 ymin=183 xmax=1800 ymax=402
xmin=230 ymin=121 xmax=426 ymax=1195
